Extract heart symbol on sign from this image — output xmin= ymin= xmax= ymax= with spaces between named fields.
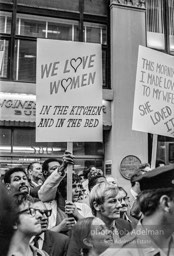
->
xmin=70 ymin=57 xmax=82 ymax=73
xmin=61 ymin=78 xmax=72 ymax=92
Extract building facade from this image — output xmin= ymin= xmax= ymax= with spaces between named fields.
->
xmin=0 ymin=0 xmax=174 ymax=188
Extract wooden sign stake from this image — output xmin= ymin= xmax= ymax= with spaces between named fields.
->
xmin=151 ymin=134 xmax=158 ymax=169
xmin=67 ymin=142 xmax=73 ymax=201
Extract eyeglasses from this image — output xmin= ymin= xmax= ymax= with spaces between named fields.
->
xmin=18 ymin=208 xmax=52 ymax=218
xmin=18 ymin=207 xmax=36 ymax=217
xmin=34 ymin=209 xmax=52 ymax=217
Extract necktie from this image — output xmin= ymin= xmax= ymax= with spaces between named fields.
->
xmin=33 ymin=235 xmax=40 ymax=249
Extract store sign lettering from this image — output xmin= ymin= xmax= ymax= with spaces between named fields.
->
xmin=31 ymin=146 xmax=55 ymax=154
xmin=0 ymin=96 xmax=36 ymax=122
xmin=0 ymin=99 xmax=36 ymax=117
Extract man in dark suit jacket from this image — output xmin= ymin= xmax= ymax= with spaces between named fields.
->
xmin=31 ymin=200 xmax=69 ymax=256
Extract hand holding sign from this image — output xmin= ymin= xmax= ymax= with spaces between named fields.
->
xmin=63 ymin=150 xmax=74 ymax=166
xmin=56 ymin=150 xmax=74 ymax=177
xmin=65 ymin=201 xmax=82 ymax=220
xmin=58 ymin=217 xmax=75 ymax=232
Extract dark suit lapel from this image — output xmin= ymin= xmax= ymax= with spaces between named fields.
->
xmin=115 ymin=218 xmax=131 ymax=237
xmin=115 ymin=219 xmax=122 ymax=233
xmin=42 ymin=231 xmax=53 ymax=256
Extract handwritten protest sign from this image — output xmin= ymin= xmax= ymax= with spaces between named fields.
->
xmin=36 ymin=39 xmax=103 ymax=142
xmin=132 ymin=45 xmax=174 ymax=138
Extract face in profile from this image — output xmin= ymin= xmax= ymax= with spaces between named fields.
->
xmin=30 ymin=163 xmax=43 ymax=181
xmin=100 ymin=190 xmax=122 ymax=220
xmin=89 ymin=217 xmax=114 ymax=254
xmin=32 ymin=201 xmax=52 ymax=232
xmin=117 ymin=189 xmax=128 ymax=214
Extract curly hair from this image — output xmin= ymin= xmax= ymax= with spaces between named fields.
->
xmin=4 ymin=167 xmax=28 ymax=184
xmin=42 ymin=158 xmax=62 ymax=178
xmin=58 ymin=173 xmax=82 ymax=199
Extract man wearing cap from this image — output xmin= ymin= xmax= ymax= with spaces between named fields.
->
xmin=101 ymin=164 xmax=174 ymax=256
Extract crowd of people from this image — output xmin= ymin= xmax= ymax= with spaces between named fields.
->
xmin=0 ymin=152 xmax=174 ymax=256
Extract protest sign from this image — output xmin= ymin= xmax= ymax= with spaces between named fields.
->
xmin=132 ymin=45 xmax=174 ymax=138
xmin=36 ymin=39 xmax=103 ymax=142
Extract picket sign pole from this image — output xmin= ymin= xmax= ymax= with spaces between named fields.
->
xmin=67 ymin=142 xmax=73 ymax=201
xmin=151 ymin=134 xmax=158 ymax=169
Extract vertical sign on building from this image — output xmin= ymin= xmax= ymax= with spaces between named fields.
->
xmin=36 ymin=39 xmax=103 ymax=142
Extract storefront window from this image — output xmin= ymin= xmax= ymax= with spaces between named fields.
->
xmin=146 ymin=0 xmax=165 ymax=50
xmin=0 ymin=10 xmax=108 ymax=87
xmin=157 ymin=137 xmax=174 ymax=165
xmin=83 ymin=23 xmax=107 ymax=45
xmin=0 ymin=11 xmax=12 ymax=34
xmin=74 ymin=25 xmax=79 ymax=41
xmin=169 ymin=0 xmax=174 ymax=54
xmin=73 ymin=142 xmax=104 ymax=156
xmin=0 ymin=127 xmax=104 ymax=172
xmin=0 ymin=39 xmax=9 ymax=78
xmin=14 ymin=39 xmax=36 ymax=82
xmin=169 ymin=143 xmax=174 ymax=162
xmin=102 ymin=49 xmax=107 ymax=88
xmin=13 ymin=128 xmax=67 ymax=155
xmin=48 ymin=23 xmax=73 ymax=40
xmin=85 ymin=26 xmax=101 ymax=43
xmin=17 ymin=16 xmax=46 ymax=37
xmin=74 ymin=159 xmax=103 ymax=175
xmin=0 ymin=127 xmax=11 ymax=153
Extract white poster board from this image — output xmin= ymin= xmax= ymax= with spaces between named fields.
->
xmin=132 ymin=45 xmax=174 ymax=138
xmin=36 ymin=39 xmax=103 ymax=142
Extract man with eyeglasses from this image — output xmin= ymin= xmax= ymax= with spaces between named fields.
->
xmin=7 ymin=196 xmax=49 ymax=256
xmin=117 ymin=186 xmax=138 ymax=228
xmin=30 ymin=200 xmax=69 ymax=256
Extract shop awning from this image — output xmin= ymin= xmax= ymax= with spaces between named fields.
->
xmin=0 ymin=92 xmax=36 ymax=123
